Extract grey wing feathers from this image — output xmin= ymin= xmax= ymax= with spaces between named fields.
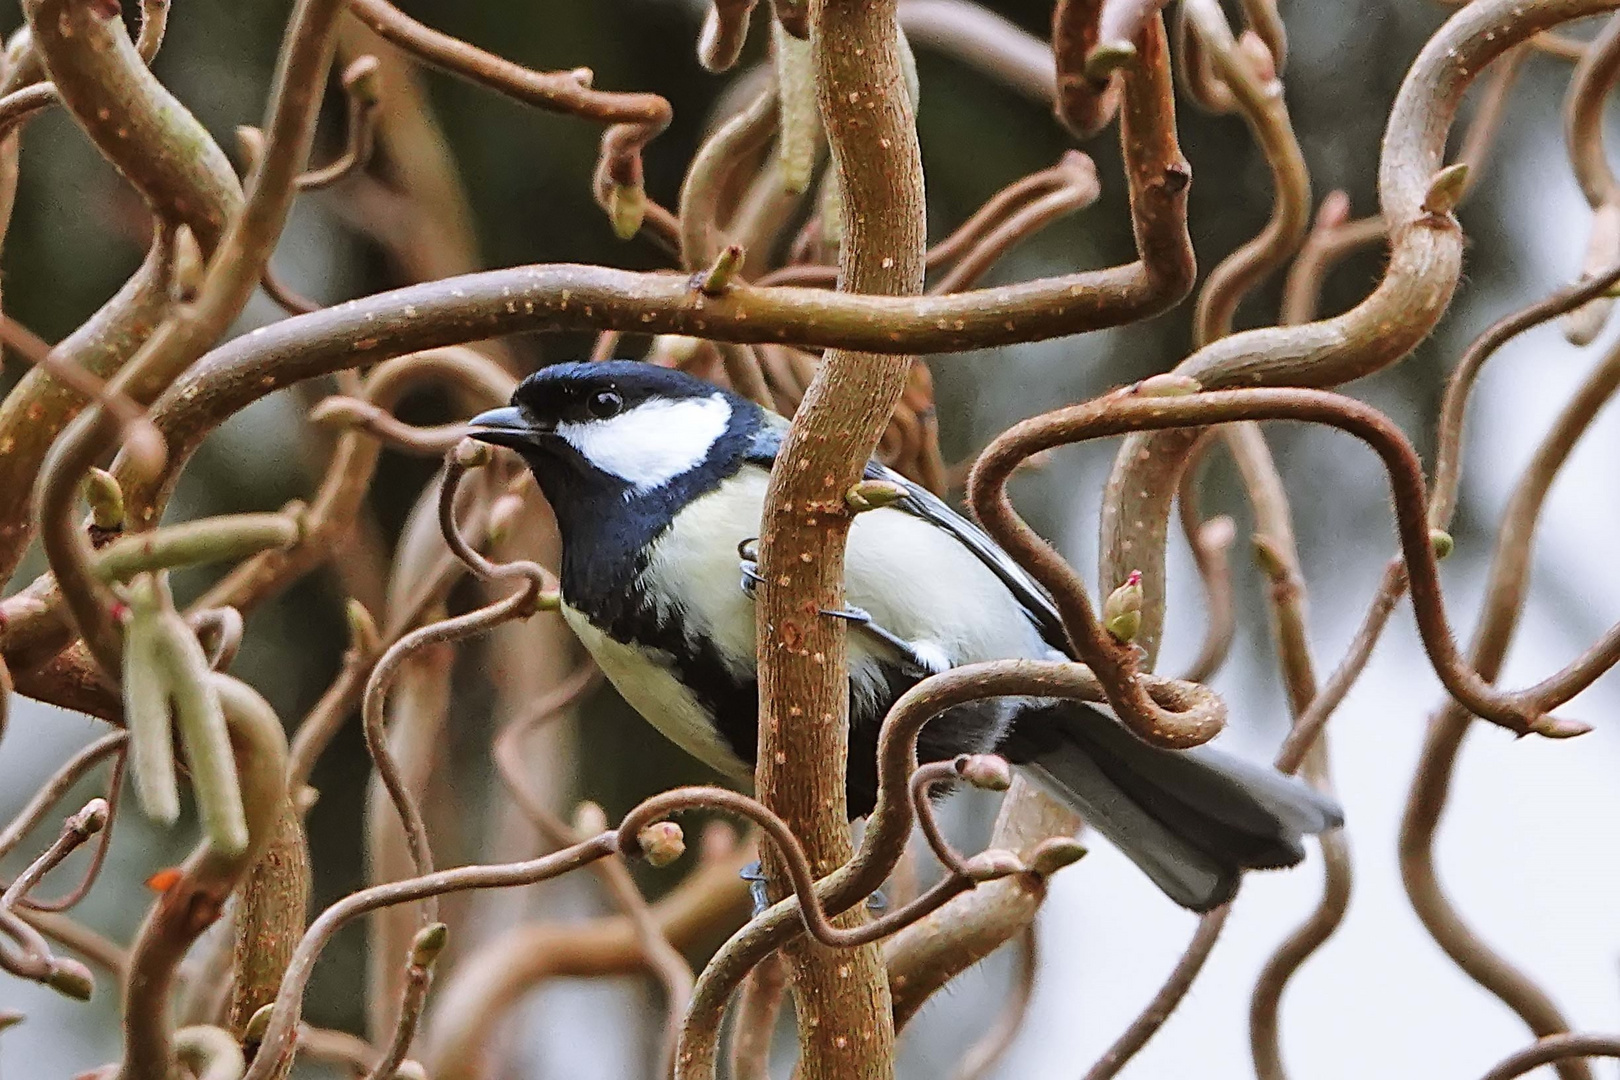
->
xmin=863 ymin=460 xmax=1071 ymax=653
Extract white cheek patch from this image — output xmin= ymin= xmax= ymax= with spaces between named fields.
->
xmin=556 ymin=394 xmax=733 ymax=493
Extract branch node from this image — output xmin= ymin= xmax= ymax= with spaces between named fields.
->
xmin=964 ymin=849 xmax=1025 ymax=882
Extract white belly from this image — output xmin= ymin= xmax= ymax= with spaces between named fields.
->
xmin=561 ymin=604 xmax=753 ymax=783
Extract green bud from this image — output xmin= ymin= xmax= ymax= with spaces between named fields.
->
xmin=341 ymin=54 xmax=382 ymax=107
xmin=1027 ymin=836 xmax=1088 ymax=876
xmin=1102 ymin=570 xmax=1144 ymax=644
xmin=81 ymin=468 xmax=125 ymax=531
xmin=1084 ymin=41 xmax=1136 ymax=82
xmin=845 ymin=479 xmax=908 ymax=513
xmin=243 ymin=1004 xmax=274 ymax=1045
xmin=698 ymin=243 xmax=745 ymax=296
xmin=410 ymin=923 xmax=449 ymax=968
xmin=45 ymin=959 xmax=94 ymax=1002
xmin=1134 ymin=373 xmax=1201 ymax=398
xmin=1421 ymin=163 xmax=1469 ymax=217
xmin=607 ymin=183 xmax=646 ymax=240
xmin=1429 ymin=528 xmax=1454 ymax=560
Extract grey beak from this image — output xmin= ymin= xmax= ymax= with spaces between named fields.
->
xmin=466 ymin=406 xmax=549 ymax=449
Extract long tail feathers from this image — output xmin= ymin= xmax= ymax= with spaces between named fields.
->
xmin=1001 ymin=703 xmax=1343 ymax=912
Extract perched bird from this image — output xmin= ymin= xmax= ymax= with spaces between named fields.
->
xmin=468 ymin=360 xmax=1341 ymax=911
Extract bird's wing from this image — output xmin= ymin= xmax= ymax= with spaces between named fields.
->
xmin=744 ymin=418 xmax=1071 ymax=655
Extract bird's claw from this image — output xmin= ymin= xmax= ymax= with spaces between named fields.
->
xmin=740 ymin=859 xmax=887 ymax=918
xmin=738 ymin=537 xmax=763 ymax=598
xmin=740 ymin=858 xmax=770 ymax=917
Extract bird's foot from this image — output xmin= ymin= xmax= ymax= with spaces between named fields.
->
xmin=738 ymin=537 xmax=763 ymax=598
xmin=739 ymin=859 xmax=888 ymax=918
xmin=740 ymin=858 xmax=770 ymax=917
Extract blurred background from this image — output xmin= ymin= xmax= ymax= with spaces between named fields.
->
xmin=3 ymin=0 xmax=1619 ymax=1076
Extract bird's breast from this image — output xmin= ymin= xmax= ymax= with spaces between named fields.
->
xmin=559 ymin=604 xmax=754 ymax=783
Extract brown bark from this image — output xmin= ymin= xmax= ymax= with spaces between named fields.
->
xmin=752 ymin=0 xmax=926 ymax=1075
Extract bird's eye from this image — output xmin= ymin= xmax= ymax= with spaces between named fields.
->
xmin=587 ymin=390 xmax=623 ymax=419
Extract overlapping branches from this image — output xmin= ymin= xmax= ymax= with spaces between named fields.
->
xmin=0 ymin=0 xmax=1616 ymax=1077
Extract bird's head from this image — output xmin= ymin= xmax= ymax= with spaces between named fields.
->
xmin=466 ymin=360 xmax=760 ymax=516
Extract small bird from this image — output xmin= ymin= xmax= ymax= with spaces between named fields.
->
xmin=468 ymin=360 xmax=1341 ymax=911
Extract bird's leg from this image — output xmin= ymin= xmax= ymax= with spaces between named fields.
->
xmin=739 ymin=858 xmax=886 ymax=916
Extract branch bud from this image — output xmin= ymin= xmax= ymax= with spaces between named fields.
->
xmin=1566 ymin=201 xmax=1620 ymax=345
xmin=636 ymin=821 xmax=686 ymax=868
xmin=1428 ymin=528 xmax=1454 ymax=560
xmin=1421 ymin=163 xmax=1469 ymax=217
xmin=340 ymin=54 xmax=382 ymax=107
xmin=345 ymin=599 xmax=381 ymax=658
xmin=954 ymin=753 xmax=1012 ymax=791
xmin=1084 ymin=41 xmax=1136 ymax=82
xmin=452 ymin=437 xmax=492 ymax=470
xmin=607 ymin=183 xmax=646 ymax=240
xmin=486 ymin=492 xmax=525 ymax=547
xmin=70 ymin=798 xmax=110 ymax=837
xmin=1026 ymin=836 xmax=1088 ymax=876
xmin=1528 ymin=714 xmax=1592 ymax=739
xmin=81 ymin=468 xmax=125 ymax=531
xmin=1134 ymin=373 xmax=1201 ymax=397
xmin=845 ymin=479 xmax=907 ymax=513
xmin=45 ymin=959 xmax=94 ymax=1002
xmin=409 ymin=922 xmax=449 ymax=968
xmin=1235 ymin=29 xmax=1277 ymax=84
xmin=698 ymin=243 xmax=745 ymax=296
xmin=242 ymin=1005 xmax=273 ymax=1045
xmin=572 ymin=800 xmax=609 ymax=836
xmin=1103 ymin=570 xmax=1144 ymax=644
